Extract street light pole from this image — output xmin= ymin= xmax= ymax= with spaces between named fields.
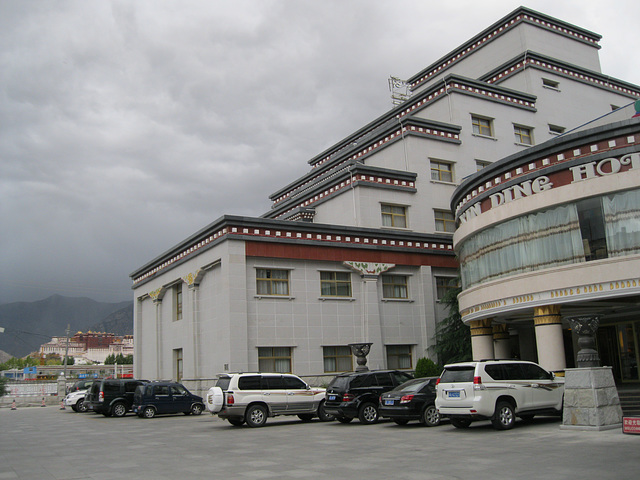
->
xmin=63 ymin=324 xmax=70 ymax=380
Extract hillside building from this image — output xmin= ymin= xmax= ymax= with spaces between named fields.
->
xmin=130 ymin=7 xmax=640 ymax=387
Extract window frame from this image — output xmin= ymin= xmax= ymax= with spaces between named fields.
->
xmin=323 ymin=346 xmax=353 ymax=373
xmin=435 ymin=276 xmax=460 ymax=301
xmin=256 ymin=268 xmax=290 ymax=296
xmin=258 ymin=347 xmax=292 ymax=373
xmin=542 ymin=78 xmax=560 ymax=90
xmin=381 ymin=203 xmax=408 ymax=228
xmin=430 ymin=159 xmax=454 ymax=183
xmin=381 ymin=274 xmax=408 ymax=299
xmin=174 ymin=283 xmax=183 ymax=322
xmin=471 ymin=115 xmax=494 ymax=138
xmin=320 ymin=271 xmax=352 ymax=298
xmin=434 ymin=209 xmax=456 ymax=233
xmin=386 ymin=345 xmax=413 ymax=370
xmin=514 ymin=124 xmax=534 ymax=145
xmin=548 ymin=124 xmax=565 ymax=135
xmin=475 ymin=159 xmax=491 ymax=171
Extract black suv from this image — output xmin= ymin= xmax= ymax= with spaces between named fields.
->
xmin=324 ymin=370 xmax=413 ymax=424
xmin=85 ymin=378 xmax=148 ymax=417
xmin=133 ymin=382 xmax=204 ymax=418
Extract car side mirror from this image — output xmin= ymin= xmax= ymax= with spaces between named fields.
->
xmin=306 ymin=385 xmax=311 ymax=390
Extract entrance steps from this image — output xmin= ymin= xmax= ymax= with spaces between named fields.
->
xmin=617 ymin=385 xmax=640 ymax=416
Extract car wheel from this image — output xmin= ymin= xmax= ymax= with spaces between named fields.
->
xmin=450 ymin=417 xmax=472 ymax=429
xmin=336 ymin=416 xmax=353 ymax=423
xmin=492 ymin=401 xmax=516 ymax=430
xmin=112 ymin=402 xmax=127 ymax=418
xmin=142 ymin=406 xmax=156 ymax=419
xmin=76 ymin=399 xmax=87 ymax=413
xmin=228 ymin=417 xmax=245 ymax=426
xmin=191 ymin=404 xmax=203 ymax=415
xmin=298 ymin=414 xmax=314 ymax=422
xmin=358 ymin=403 xmax=379 ymax=424
xmin=420 ymin=405 xmax=441 ymax=427
xmin=393 ymin=419 xmax=409 ymax=425
xmin=71 ymin=405 xmax=78 ymax=412
xmin=317 ymin=401 xmax=335 ymax=422
xmin=245 ymin=404 xmax=268 ymax=428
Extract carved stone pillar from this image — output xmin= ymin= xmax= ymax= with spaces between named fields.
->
xmin=469 ymin=318 xmax=494 ymax=360
xmin=492 ymin=323 xmax=511 ymax=359
xmin=533 ymin=305 xmax=566 ymax=373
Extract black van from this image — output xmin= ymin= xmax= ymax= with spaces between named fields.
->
xmin=85 ymin=378 xmax=148 ymax=417
xmin=132 ymin=382 xmax=204 ymax=418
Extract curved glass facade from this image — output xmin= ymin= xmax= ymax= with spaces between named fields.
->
xmin=458 ymin=188 xmax=640 ymax=289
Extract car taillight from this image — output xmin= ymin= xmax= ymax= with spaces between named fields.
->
xmin=342 ymin=393 xmax=355 ymax=402
xmin=473 ymin=376 xmax=485 ymax=390
xmin=400 ymin=394 xmax=414 ymax=404
xmin=226 ymin=394 xmax=234 ymax=405
xmin=436 ymin=378 xmax=441 ymax=385
xmin=99 ymin=391 xmax=104 ymax=402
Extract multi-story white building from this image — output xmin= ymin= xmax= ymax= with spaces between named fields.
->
xmin=130 ymin=7 xmax=639 ymax=387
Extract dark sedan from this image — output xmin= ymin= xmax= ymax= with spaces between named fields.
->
xmin=379 ymin=377 xmax=441 ymax=426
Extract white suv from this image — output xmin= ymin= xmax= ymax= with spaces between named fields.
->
xmin=206 ymin=373 xmax=333 ymax=427
xmin=435 ymin=360 xmax=564 ymax=430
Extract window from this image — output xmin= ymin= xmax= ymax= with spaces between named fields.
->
xmin=174 ymin=283 xmax=183 ymax=321
xmin=549 ymin=124 xmax=565 ymax=135
xmin=386 ymin=345 xmax=412 ymax=369
xmin=577 ymin=197 xmax=608 ymax=261
xmin=381 ymin=204 xmax=407 ymax=228
xmin=611 ymin=104 xmax=620 ymax=111
xmin=476 ymin=160 xmax=491 ymax=171
xmin=435 ymin=276 xmax=459 ymax=301
xmin=323 ymin=346 xmax=353 ymax=373
xmin=542 ymin=78 xmax=559 ymax=90
xmin=434 ymin=210 xmax=456 ymax=233
xmin=258 ymin=347 xmax=291 ymax=373
xmin=430 ymin=159 xmax=454 ymax=182
xmin=382 ymin=275 xmax=408 ymax=299
xmin=472 ymin=115 xmax=493 ymax=137
xmin=256 ymin=268 xmax=290 ymax=296
xmin=174 ymin=348 xmax=183 ymax=382
xmin=320 ymin=271 xmax=352 ymax=297
xmin=514 ymin=125 xmax=533 ymax=145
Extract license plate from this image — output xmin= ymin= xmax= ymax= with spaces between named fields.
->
xmin=448 ymin=390 xmax=461 ymax=398
xmin=328 ymin=395 xmax=337 ymax=401
xmin=384 ymin=400 xmax=394 ymax=406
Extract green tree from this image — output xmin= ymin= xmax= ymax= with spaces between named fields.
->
xmin=414 ymin=357 xmax=442 ymax=378
xmin=0 ymin=376 xmax=8 ymax=398
xmin=104 ymin=354 xmax=116 ymax=365
xmin=433 ymin=285 xmax=472 ymax=365
xmin=63 ymin=356 xmax=75 ymax=365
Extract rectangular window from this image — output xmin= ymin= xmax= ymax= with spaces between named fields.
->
xmin=472 ymin=115 xmax=493 ymax=137
xmin=542 ymin=78 xmax=560 ymax=89
xmin=320 ymin=271 xmax=352 ymax=297
xmin=382 ymin=275 xmax=408 ymax=299
xmin=386 ymin=345 xmax=412 ymax=369
xmin=256 ymin=268 xmax=290 ymax=296
xmin=430 ymin=159 xmax=454 ymax=182
xmin=258 ymin=347 xmax=291 ymax=373
xmin=434 ymin=210 xmax=456 ymax=233
xmin=174 ymin=348 xmax=183 ymax=382
xmin=381 ymin=204 xmax=407 ymax=228
xmin=174 ymin=283 xmax=183 ymax=321
xmin=577 ymin=197 xmax=608 ymax=261
xmin=323 ymin=346 xmax=353 ymax=373
xmin=548 ymin=124 xmax=565 ymax=135
xmin=476 ymin=160 xmax=491 ymax=171
xmin=514 ymin=125 xmax=533 ymax=145
xmin=435 ymin=276 xmax=459 ymax=301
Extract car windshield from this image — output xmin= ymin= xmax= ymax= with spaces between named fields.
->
xmin=440 ymin=366 xmax=475 ymax=383
xmin=391 ymin=378 xmax=427 ymax=393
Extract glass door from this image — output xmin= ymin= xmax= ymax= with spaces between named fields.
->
xmin=617 ymin=323 xmax=639 ymax=382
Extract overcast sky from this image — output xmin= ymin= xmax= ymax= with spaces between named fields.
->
xmin=1 ymin=0 xmax=639 ymax=305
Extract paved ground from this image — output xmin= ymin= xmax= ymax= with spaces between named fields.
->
xmin=1 ymin=406 xmax=639 ymax=480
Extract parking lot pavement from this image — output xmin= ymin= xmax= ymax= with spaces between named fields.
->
xmin=1 ymin=407 xmax=638 ymax=480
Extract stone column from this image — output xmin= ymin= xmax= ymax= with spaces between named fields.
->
xmin=153 ymin=297 xmax=163 ymax=380
xmin=470 ymin=318 xmax=494 ymax=360
xmin=533 ymin=305 xmax=565 ymax=373
xmin=189 ymin=283 xmax=200 ymax=379
xmin=493 ymin=323 xmax=511 ymax=359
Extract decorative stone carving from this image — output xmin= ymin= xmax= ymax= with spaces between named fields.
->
xmin=348 ymin=342 xmax=373 ymax=372
xmin=343 ymin=261 xmax=395 ymax=276
xmin=568 ymin=316 xmax=601 ymax=368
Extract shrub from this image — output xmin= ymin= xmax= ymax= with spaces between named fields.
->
xmin=414 ymin=357 xmax=442 ymax=378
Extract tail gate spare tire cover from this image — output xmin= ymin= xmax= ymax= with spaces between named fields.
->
xmin=206 ymin=386 xmax=224 ymax=413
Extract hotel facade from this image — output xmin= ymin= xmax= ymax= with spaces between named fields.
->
xmin=130 ymin=7 xmax=639 ymax=387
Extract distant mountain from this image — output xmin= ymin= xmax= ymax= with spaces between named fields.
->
xmin=88 ymin=305 xmax=133 ymax=336
xmin=0 ymin=295 xmax=132 ymax=358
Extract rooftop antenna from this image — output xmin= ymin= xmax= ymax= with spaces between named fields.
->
xmin=388 ymin=76 xmax=413 ymax=106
